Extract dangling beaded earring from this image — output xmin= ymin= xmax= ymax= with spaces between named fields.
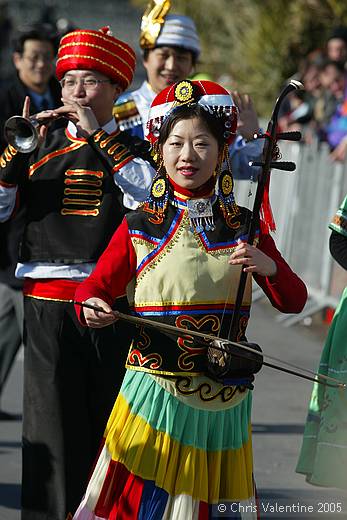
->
xmin=217 ymin=144 xmax=240 ymax=229
xmin=143 ymin=152 xmax=170 ymax=224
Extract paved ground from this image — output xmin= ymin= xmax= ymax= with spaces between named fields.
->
xmin=249 ymin=301 xmax=347 ymax=519
xmin=1 ymin=299 xmax=347 ymax=519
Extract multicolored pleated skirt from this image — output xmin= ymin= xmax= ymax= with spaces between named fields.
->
xmin=73 ymin=369 xmax=258 ymax=519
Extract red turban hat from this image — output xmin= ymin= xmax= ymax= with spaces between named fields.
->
xmin=56 ymin=27 xmax=136 ymax=91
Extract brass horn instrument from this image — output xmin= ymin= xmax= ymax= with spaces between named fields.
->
xmin=4 ymin=114 xmax=61 ymax=153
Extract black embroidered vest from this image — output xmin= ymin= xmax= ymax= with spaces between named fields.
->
xmin=125 ymin=199 xmax=257 ymax=376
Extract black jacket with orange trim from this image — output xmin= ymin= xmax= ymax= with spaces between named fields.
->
xmin=0 ymin=127 xmax=153 ymax=264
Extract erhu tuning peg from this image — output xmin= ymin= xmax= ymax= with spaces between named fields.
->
xmin=276 ymin=131 xmax=302 ymax=142
xmin=270 ymin=161 xmax=296 ymax=171
xmin=249 ymin=161 xmax=296 ymax=171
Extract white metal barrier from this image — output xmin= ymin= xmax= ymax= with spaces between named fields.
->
xmin=234 ymin=140 xmax=347 ymax=326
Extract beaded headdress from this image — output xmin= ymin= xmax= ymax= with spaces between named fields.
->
xmin=146 ymin=79 xmax=237 ymax=144
xmin=144 ymin=79 xmax=240 ymax=229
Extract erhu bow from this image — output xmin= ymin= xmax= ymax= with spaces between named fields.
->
xmin=73 ymin=301 xmax=345 ymax=390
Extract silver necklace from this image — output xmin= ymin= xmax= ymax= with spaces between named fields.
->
xmin=186 ymin=198 xmax=215 ymax=233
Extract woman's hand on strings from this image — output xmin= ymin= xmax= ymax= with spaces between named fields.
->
xmin=82 ymin=298 xmax=118 ymax=328
xmin=228 ymin=240 xmax=277 ymax=277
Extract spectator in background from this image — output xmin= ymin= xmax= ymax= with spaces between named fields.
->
xmin=278 ymin=56 xmax=323 ymax=141
xmin=0 ymin=23 xmax=62 ymax=147
xmin=313 ymin=59 xmax=345 ymax=139
xmin=279 ymin=54 xmax=347 ymax=152
xmin=326 ymin=26 xmax=347 ymax=66
xmin=320 ymin=60 xmax=346 ymax=102
xmin=323 ymin=61 xmax=347 ymax=161
xmin=311 ymin=29 xmax=347 ymax=144
xmin=0 ymin=23 xmax=62 ymax=421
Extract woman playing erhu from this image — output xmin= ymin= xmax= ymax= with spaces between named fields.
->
xmin=73 ymin=80 xmax=307 ymax=519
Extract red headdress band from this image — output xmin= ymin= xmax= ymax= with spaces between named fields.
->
xmin=146 ymin=79 xmax=238 ymax=145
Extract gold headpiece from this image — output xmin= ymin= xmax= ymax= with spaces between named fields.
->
xmin=140 ymin=0 xmax=171 ymax=49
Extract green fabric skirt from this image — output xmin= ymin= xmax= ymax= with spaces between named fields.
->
xmin=296 ymin=287 xmax=347 ymax=489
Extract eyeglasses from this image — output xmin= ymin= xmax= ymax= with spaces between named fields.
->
xmin=22 ymin=53 xmax=54 ymax=64
xmin=60 ymin=77 xmax=112 ymax=90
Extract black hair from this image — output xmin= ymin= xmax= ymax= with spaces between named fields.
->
xmin=143 ymin=45 xmax=198 ymax=66
xmin=327 ymin=26 xmax=347 ymax=45
xmin=157 ymin=103 xmax=225 ymax=150
xmin=320 ymin=58 xmax=346 ymax=74
xmin=12 ymin=23 xmax=58 ymax=54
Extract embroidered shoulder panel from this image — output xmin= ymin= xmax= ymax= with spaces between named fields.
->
xmin=113 ymin=98 xmax=143 ymax=131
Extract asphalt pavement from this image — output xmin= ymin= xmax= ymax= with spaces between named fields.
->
xmin=1 ymin=299 xmax=347 ymax=520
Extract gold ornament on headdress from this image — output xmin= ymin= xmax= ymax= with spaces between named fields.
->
xmin=174 ymin=80 xmax=194 ymax=103
xmin=140 ymin=0 xmax=171 ymax=49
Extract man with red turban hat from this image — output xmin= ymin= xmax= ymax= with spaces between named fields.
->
xmin=0 ymin=26 xmax=155 ymax=520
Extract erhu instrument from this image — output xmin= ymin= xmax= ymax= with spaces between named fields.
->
xmin=72 ymin=300 xmax=346 ymax=389
xmin=207 ymin=80 xmax=306 ymax=382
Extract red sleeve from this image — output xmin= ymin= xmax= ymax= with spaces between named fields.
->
xmin=74 ymin=217 xmax=136 ymax=322
xmin=253 ymin=232 xmax=308 ymax=313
